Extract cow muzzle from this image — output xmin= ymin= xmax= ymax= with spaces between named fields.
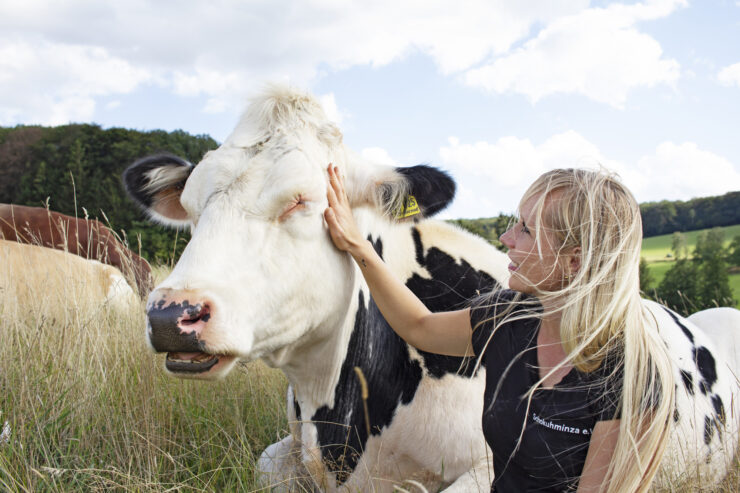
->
xmin=146 ymin=291 xmax=230 ymax=375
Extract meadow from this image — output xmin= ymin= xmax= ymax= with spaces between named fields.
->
xmin=1 ymin=262 xmax=738 ymax=492
xmin=642 ymin=224 xmax=740 ymax=309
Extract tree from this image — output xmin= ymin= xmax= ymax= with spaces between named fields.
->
xmin=639 ymin=257 xmax=655 ymax=296
xmin=694 ymin=229 xmax=735 ymax=308
xmin=655 ymin=258 xmax=701 ymax=317
xmin=728 ymin=235 xmax=740 ymax=267
xmin=671 ymin=231 xmax=687 ymax=259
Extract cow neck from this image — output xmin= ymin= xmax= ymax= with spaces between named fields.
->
xmin=273 ymin=279 xmax=363 ymax=415
xmin=275 ymin=211 xmax=399 ymax=415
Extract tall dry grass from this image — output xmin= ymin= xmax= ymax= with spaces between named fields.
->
xmin=0 ymin=262 xmax=737 ymax=491
xmin=0 ymin=264 xmax=288 ymax=492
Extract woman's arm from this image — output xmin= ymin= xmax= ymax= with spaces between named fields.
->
xmin=324 ymin=164 xmax=473 ymax=356
xmin=577 ymin=419 xmax=620 ymax=493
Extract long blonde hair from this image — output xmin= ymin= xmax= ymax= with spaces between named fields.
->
xmin=478 ymin=168 xmax=674 ymax=492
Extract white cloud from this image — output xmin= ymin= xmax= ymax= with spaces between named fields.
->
xmin=0 ymin=39 xmax=150 ymax=124
xmin=718 ymin=62 xmax=740 ymax=88
xmin=634 ymin=142 xmax=740 ymax=201
xmin=104 ymin=100 xmax=121 ymax=110
xmin=439 ymin=131 xmax=738 ymax=218
xmin=0 ymin=0 xmax=589 ymax=124
xmin=361 ymin=147 xmax=399 ymax=167
xmin=439 ymin=131 xmax=624 ymax=215
xmin=318 ymin=93 xmax=344 ymax=125
xmin=463 ymin=0 xmax=685 ymax=107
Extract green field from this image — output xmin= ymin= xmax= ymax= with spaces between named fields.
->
xmin=641 ymin=224 xmax=740 ymax=262
xmin=642 ymin=224 xmax=740 ymax=308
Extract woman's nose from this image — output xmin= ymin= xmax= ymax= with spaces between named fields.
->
xmin=500 ymin=229 xmax=514 ymax=249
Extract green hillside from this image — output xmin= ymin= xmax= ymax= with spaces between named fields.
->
xmin=642 ymin=224 xmax=740 ymax=262
xmin=642 ymin=224 xmax=740 ymax=309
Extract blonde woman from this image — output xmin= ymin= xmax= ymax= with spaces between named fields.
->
xmin=325 ymin=166 xmax=674 ymax=492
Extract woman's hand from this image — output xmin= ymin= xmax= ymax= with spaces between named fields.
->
xmin=325 ymin=164 xmax=365 ymax=255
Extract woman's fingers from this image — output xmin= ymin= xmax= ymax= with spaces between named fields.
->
xmin=328 ymin=164 xmax=347 ymax=204
xmin=327 ymin=179 xmax=339 ymax=208
xmin=326 ymin=163 xmax=359 ymax=252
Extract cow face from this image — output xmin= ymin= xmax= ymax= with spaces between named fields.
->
xmin=124 ymin=87 xmax=455 ymax=379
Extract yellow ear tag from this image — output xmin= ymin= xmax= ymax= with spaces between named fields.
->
xmin=395 ymin=195 xmax=421 ymax=219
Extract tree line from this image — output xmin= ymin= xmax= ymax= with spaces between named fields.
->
xmin=640 ymin=192 xmax=740 ymax=237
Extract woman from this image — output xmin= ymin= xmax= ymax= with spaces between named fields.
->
xmin=324 ymin=165 xmax=674 ymax=492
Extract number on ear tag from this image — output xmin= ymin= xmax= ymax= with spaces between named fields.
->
xmin=395 ymin=195 xmax=421 ymax=219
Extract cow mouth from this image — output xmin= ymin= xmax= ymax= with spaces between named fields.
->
xmin=165 ymin=352 xmax=220 ymax=373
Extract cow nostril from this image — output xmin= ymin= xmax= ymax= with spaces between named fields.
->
xmin=181 ymin=304 xmax=211 ymax=326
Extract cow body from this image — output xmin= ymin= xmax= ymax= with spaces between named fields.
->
xmin=0 ymin=239 xmax=137 ymax=316
xmin=123 ymin=86 xmax=739 ymax=491
xmin=0 ymin=203 xmax=152 ymax=298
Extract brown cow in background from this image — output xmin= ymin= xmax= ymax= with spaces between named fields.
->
xmin=0 ymin=203 xmax=152 ymax=298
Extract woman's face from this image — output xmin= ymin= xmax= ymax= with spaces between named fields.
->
xmin=499 ymin=194 xmax=568 ymax=295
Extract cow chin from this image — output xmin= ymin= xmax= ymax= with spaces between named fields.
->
xmin=163 ymin=352 xmax=238 ymax=379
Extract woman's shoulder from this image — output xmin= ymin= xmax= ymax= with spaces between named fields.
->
xmin=469 ymin=289 xmax=540 ymax=356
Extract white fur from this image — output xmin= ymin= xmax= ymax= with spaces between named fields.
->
xmin=688 ymin=307 xmax=740 ymax=377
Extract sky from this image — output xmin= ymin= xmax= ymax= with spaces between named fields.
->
xmin=1 ymin=0 xmax=739 ymax=219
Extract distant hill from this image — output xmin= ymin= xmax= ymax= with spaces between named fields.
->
xmin=450 ymin=192 xmax=740 ymax=245
xmin=640 ymin=192 xmax=740 ymax=237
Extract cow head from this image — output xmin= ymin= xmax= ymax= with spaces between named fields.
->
xmin=123 ymin=86 xmax=455 ymax=379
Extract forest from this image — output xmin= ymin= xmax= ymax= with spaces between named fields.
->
xmin=0 ymin=124 xmax=218 ymax=262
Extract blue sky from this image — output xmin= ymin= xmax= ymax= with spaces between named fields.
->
xmin=1 ymin=0 xmax=739 ymax=219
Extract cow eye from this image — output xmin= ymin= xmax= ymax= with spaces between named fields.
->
xmin=279 ymin=195 xmax=308 ymax=221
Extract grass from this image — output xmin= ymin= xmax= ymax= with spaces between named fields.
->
xmin=1 ymin=261 xmax=738 ymax=491
xmin=0 ymin=262 xmax=288 ymax=492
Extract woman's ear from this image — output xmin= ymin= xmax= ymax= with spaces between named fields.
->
xmin=568 ymin=246 xmax=582 ymax=276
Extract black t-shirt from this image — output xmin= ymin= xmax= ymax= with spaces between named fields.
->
xmin=470 ymin=290 xmax=623 ymax=493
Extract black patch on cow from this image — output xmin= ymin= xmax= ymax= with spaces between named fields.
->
xmin=662 ymin=307 xmax=694 ymax=344
xmin=673 ymin=406 xmax=680 ymax=423
xmin=293 ymin=395 xmax=301 ymax=422
xmin=311 ymin=290 xmax=423 ymax=484
xmin=406 ymin=227 xmax=500 ymax=378
xmin=394 ymin=165 xmax=455 ymax=217
xmin=679 ymin=369 xmax=695 ymax=395
xmin=367 ymin=235 xmax=383 ymax=258
xmin=147 ymin=299 xmax=206 ymax=353
xmin=693 ymin=346 xmax=717 ymax=395
xmin=711 ymin=394 xmax=726 ymax=426
xmin=123 ymin=153 xmax=194 ymax=210
xmin=704 ymin=415 xmax=714 ymax=445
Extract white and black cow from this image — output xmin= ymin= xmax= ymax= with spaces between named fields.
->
xmin=123 ymin=86 xmax=739 ymax=492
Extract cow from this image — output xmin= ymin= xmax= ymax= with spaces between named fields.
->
xmin=0 ymin=203 xmax=153 ymax=298
xmin=122 ymin=86 xmax=739 ymax=492
xmin=0 ymin=239 xmax=138 ymax=317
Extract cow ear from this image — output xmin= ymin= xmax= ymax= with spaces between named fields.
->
xmin=123 ymin=154 xmax=194 ymax=227
xmin=393 ymin=165 xmax=456 ymax=218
